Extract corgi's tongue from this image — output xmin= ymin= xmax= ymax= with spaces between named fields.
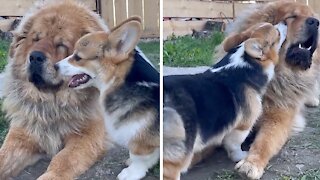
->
xmin=68 ymin=74 xmax=90 ymax=88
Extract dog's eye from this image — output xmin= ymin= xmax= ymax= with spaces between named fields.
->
xmin=286 ymin=15 xmax=297 ymax=20
xmin=74 ymin=54 xmax=82 ymax=61
xmin=33 ymin=37 xmax=40 ymax=42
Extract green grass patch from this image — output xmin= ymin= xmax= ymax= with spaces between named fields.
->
xmin=163 ymin=32 xmax=224 ymax=67
xmin=0 ymin=100 xmax=8 ymax=144
xmin=138 ymin=40 xmax=160 ymax=70
xmin=0 ymin=39 xmax=10 ymax=72
xmin=300 ymin=169 xmax=320 ymax=180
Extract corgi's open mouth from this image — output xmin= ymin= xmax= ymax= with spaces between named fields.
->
xmin=68 ymin=73 xmax=92 ymax=88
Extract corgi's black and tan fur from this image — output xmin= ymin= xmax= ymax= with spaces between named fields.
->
xmin=163 ymin=22 xmax=287 ymax=180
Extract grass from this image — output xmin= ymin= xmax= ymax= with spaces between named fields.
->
xmin=0 ymin=101 xmax=8 ymax=144
xmin=0 ymin=39 xmax=10 ymax=72
xmin=163 ymin=32 xmax=224 ymax=67
xmin=0 ymin=39 xmax=9 ymax=144
xmin=299 ymin=169 xmax=320 ymax=180
xmin=138 ymin=40 xmax=160 ymax=70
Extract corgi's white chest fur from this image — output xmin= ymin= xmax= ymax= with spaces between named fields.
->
xmin=99 ymin=99 xmax=148 ymax=147
xmin=101 ymin=107 xmax=141 ymax=147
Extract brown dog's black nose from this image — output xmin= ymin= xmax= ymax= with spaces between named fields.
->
xmin=306 ymin=17 xmax=319 ymax=27
xmin=30 ymin=51 xmax=46 ymax=63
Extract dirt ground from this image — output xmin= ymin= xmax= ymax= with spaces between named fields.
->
xmin=15 ymin=145 xmax=159 ymax=180
xmin=181 ymin=106 xmax=320 ymax=180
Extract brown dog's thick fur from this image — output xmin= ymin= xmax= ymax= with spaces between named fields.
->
xmin=0 ymin=1 xmax=110 ymax=179
xmin=222 ymin=1 xmax=320 ymax=179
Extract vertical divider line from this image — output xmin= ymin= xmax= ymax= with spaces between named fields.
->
xmin=159 ymin=0 xmax=163 ymax=179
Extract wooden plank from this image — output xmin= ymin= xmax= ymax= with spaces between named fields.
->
xmin=163 ymin=20 xmax=207 ymax=39
xmin=308 ymin=0 xmax=320 ymax=14
xmin=77 ymin=0 xmax=96 ymax=10
xmin=0 ymin=19 xmax=15 ymax=31
xmin=0 ymin=0 xmax=96 ymax=16
xmin=114 ymin=0 xmax=127 ymax=25
xmin=295 ymin=0 xmax=307 ymax=4
xmin=101 ymin=0 xmax=115 ymax=27
xmin=234 ymin=3 xmax=258 ymax=17
xmin=164 ymin=0 xmax=233 ymax=18
xmin=128 ymin=0 xmax=143 ymax=19
xmin=144 ymin=0 xmax=160 ymax=37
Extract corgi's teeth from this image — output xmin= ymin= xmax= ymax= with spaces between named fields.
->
xmin=308 ymin=46 xmax=312 ymax=50
xmin=299 ymin=44 xmax=302 ymax=49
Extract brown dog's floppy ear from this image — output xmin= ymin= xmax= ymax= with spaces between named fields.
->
xmin=9 ymin=16 xmax=35 ymax=58
xmin=105 ymin=19 xmax=142 ymax=63
xmin=244 ymin=38 xmax=264 ymax=59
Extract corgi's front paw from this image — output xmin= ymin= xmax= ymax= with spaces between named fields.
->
xmin=117 ymin=166 xmax=146 ymax=180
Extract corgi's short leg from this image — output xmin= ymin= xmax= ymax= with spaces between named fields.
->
xmin=223 ymin=129 xmax=250 ymax=162
xmin=117 ymin=148 xmax=159 ymax=180
xmin=164 ymin=153 xmax=193 ymax=180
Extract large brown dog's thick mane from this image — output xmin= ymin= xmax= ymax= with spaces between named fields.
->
xmin=2 ymin=0 xmax=107 ymax=155
xmin=224 ymin=1 xmax=320 ymax=109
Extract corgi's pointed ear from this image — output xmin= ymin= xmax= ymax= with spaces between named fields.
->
xmin=105 ymin=19 xmax=142 ymax=63
xmin=244 ymin=38 xmax=264 ymax=59
xmin=223 ymin=32 xmax=250 ymax=52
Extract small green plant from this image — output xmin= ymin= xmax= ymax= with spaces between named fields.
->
xmin=0 ymin=100 xmax=8 ymax=144
xmin=163 ymin=32 xmax=224 ymax=67
xmin=0 ymin=39 xmax=10 ymax=72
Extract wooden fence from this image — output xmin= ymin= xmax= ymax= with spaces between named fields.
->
xmin=0 ymin=0 xmax=160 ymax=38
xmin=164 ymin=0 xmax=320 ymax=39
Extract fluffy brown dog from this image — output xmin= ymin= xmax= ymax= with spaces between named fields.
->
xmin=224 ymin=1 xmax=320 ymax=179
xmin=0 ymin=1 xmax=110 ymax=179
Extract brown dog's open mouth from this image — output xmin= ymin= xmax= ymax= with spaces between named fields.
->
xmin=68 ymin=74 xmax=92 ymax=88
xmin=286 ymin=32 xmax=318 ymax=70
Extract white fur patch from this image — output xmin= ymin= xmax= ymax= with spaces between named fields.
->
xmin=210 ymin=44 xmax=251 ymax=73
xmin=274 ymin=22 xmax=288 ymax=52
xmin=223 ymin=129 xmax=250 ymax=162
xmin=117 ymin=148 xmax=159 ymax=180
xmin=291 ymin=112 xmax=306 ymax=134
xmin=264 ymin=64 xmax=275 ymax=82
xmin=136 ymin=81 xmax=158 ymax=87
xmin=56 ymin=55 xmax=95 ymax=78
xmin=102 ymin=107 xmax=152 ymax=147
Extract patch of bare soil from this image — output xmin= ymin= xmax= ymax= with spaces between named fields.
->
xmin=15 ymin=146 xmax=159 ymax=180
xmin=182 ymin=106 xmax=320 ymax=180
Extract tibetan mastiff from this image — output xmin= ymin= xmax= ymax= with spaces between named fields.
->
xmin=225 ymin=1 xmax=320 ymax=179
xmin=0 ymin=1 xmax=110 ymax=179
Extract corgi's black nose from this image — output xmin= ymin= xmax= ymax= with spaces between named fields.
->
xmin=54 ymin=64 xmax=59 ymax=71
xmin=30 ymin=51 xmax=46 ymax=63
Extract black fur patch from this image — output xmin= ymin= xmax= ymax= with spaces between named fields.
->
xmin=125 ymin=50 xmax=160 ymax=84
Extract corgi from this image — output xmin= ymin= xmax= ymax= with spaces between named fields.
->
xmin=163 ymin=22 xmax=287 ymax=180
xmin=56 ymin=17 xmax=159 ymax=180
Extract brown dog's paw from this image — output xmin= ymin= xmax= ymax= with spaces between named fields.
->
xmin=235 ymin=159 xmax=264 ymax=180
xmin=37 ymin=172 xmax=70 ymax=180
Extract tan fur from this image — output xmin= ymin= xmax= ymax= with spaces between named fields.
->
xmin=164 ymin=155 xmax=193 ymax=180
xmin=0 ymin=1 xmax=110 ymax=179
xmin=222 ymin=1 xmax=320 ymax=179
